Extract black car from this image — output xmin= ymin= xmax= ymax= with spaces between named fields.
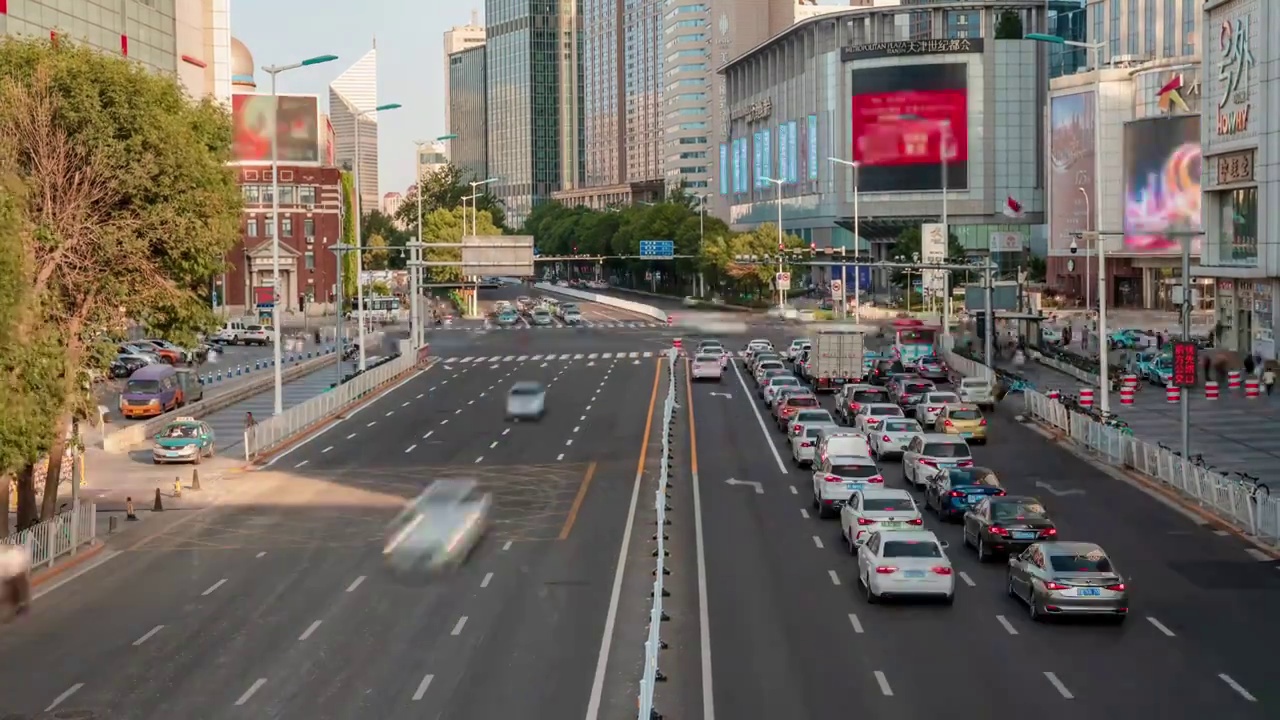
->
xmin=962 ymin=495 xmax=1057 ymax=561
xmin=111 ymin=354 xmax=148 ymax=379
xmin=869 ymin=359 xmax=899 ymax=385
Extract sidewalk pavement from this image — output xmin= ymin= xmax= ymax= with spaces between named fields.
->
xmin=73 ymin=447 xmax=249 ymax=513
xmin=996 ymin=353 xmax=1280 ymax=480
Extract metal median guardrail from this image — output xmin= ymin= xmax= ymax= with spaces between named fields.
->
xmin=1 ymin=501 xmax=98 ymax=570
xmin=937 ymin=338 xmax=1280 ymax=549
xmin=242 ymin=346 xmax=426 ymax=461
xmin=637 ymin=348 xmax=678 ymax=719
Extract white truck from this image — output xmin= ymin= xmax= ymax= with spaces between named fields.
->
xmin=806 ymin=325 xmax=872 ymax=393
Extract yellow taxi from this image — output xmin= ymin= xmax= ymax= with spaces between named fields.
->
xmin=933 ymin=403 xmax=987 ymax=444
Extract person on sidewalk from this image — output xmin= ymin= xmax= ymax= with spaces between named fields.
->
xmin=1264 ymin=367 xmax=1275 ymax=396
xmin=0 ymin=545 xmax=31 ymax=618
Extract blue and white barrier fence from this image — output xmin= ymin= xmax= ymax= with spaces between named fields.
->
xmin=197 ymin=345 xmax=337 ymax=386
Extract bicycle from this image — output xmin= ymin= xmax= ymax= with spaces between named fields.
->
xmin=1233 ymin=472 xmax=1269 ymax=502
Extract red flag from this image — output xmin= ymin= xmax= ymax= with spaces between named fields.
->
xmin=1003 ymin=195 xmax=1024 ymax=218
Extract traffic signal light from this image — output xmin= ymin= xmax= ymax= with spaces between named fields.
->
xmin=573 ymin=245 xmax=578 ymax=255
xmin=777 ymin=242 xmax=784 ymax=252
xmin=810 ymin=242 xmax=817 ymax=252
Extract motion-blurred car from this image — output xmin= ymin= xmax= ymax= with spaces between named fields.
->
xmin=963 ymin=495 xmax=1057 ymax=561
xmin=837 ymin=384 xmax=892 ymax=425
xmin=853 ymin=403 xmax=905 ymax=433
xmin=239 ymin=326 xmax=270 ymax=346
xmin=111 ymin=354 xmax=149 ymax=378
xmin=840 ymin=488 xmax=922 ymax=548
xmin=753 ymin=359 xmax=786 ymax=384
xmin=761 ymin=375 xmax=802 ymax=405
xmin=151 ymin=417 xmax=216 ymax=464
xmin=915 ymin=356 xmax=948 ymax=381
xmin=506 ymin=381 xmax=546 ymax=420
xmin=562 ymin=308 xmax=583 ymax=325
xmin=1006 ymin=541 xmax=1128 ymax=622
xmin=784 ymin=339 xmax=811 ymax=361
xmin=785 ymin=409 xmax=836 ymax=439
xmin=934 ymin=403 xmax=987 ymax=444
xmin=914 ymin=391 xmax=961 ymax=427
xmin=141 ymin=339 xmax=188 ymax=363
xmin=691 ymin=353 xmax=723 ymax=382
xmin=868 ymin=418 xmax=923 ymax=460
xmin=773 ymin=392 xmax=820 ymax=427
xmin=383 ymin=480 xmax=492 ymax=577
xmin=956 ymin=377 xmax=996 ymax=410
xmin=495 ymin=309 xmax=520 ymax=327
xmin=856 ymin=530 xmax=954 ymax=604
xmin=924 ymin=466 xmax=1005 ymax=521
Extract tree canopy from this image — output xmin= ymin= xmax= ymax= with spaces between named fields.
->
xmin=396 ymin=163 xmax=506 ymax=232
xmin=885 ymin=226 xmax=969 ymax=289
xmin=361 ymin=210 xmax=409 ymax=270
xmin=421 ymin=207 xmax=503 ymax=284
xmin=0 ymin=37 xmax=242 ymax=525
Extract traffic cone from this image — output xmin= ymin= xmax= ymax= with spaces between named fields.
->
xmin=191 ymin=468 xmax=201 ymax=491
xmin=126 ymin=496 xmax=138 ymax=521
xmin=173 ymin=477 xmax=182 ymax=498
xmin=153 ymin=487 xmax=164 ymax=511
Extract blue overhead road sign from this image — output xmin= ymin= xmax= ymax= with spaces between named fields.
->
xmin=639 ymin=240 xmax=675 ymax=258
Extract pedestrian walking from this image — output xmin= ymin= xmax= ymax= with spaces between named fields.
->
xmin=244 ymin=411 xmax=256 ymax=432
xmin=1244 ymin=354 xmax=1256 ymax=376
xmin=1264 ymin=367 xmax=1276 ymax=396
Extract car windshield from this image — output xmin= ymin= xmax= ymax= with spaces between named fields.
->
xmin=805 ymin=427 xmax=826 ymax=438
xmin=993 ymin=502 xmax=1049 ymax=522
xmin=247 ymin=325 xmax=264 ymax=332
xmin=928 ymin=394 xmax=959 ymax=403
xmin=922 ymin=442 xmax=971 ymax=458
xmin=510 ymin=386 xmax=543 ymax=396
xmin=963 ymin=380 xmax=989 ymax=389
xmin=1049 ymin=553 xmax=1113 ymax=573
xmin=883 ymin=421 xmax=919 ymax=433
xmin=863 ymin=498 xmax=912 ymax=512
xmin=772 ymin=378 xmax=800 ymax=387
xmin=871 ymin=407 xmax=902 ymax=416
xmin=758 ymin=361 xmax=783 ymax=370
xmin=696 ymin=355 xmax=719 ymax=362
xmin=832 ymin=464 xmax=878 ymax=478
xmin=787 ymin=397 xmax=819 ymax=408
xmin=905 ymin=383 xmax=933 ymax=394
xmin=853 ymin=390 xmax=889 ymax=402
xmin=882 ymin=540 xmax=942 ymax=558
xmin=163 ymin=425 xmax=199 ymax=439
xmin=950 ymin=409 xmax=982 ymax=420
xmin=796 ymin=411 xmax=830 ymax=422
xmin=126 ymin=379 xmax=162 ymax=394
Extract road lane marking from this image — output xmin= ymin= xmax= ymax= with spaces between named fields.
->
xmin=1146 ymin=616 xmax=1176 ymax=637
xmin=322 ymin=446 xmax=333 ymax=453
xmin=586 ymin=358 xmax=663 ymax=720
xmin=468 ymin=400 xmax=475 ymax=405
xmin=559 ymin=461 xmax=598 ymax=540
xmin=45 ymin=684 xmax=83 ymax=712
xmin=800 ymin=509 xmax=809 ymax=519
xmin=367 ymin=421 xmax=377 ymax=427
xmin=789 ymin=486 xmax=797 ymax=495
xmin=683 ymin=357 xmax=717 ymax=720
xmin=996 ymin=615 xmax=1018 ymax=635
xmin=346 ymin=575 xmax=366 ymax=592
xmin=503 ymin=541 xmax=513 ymax=551
xmin=298 ymin=620 xmax=322 ymax=641
xmin=294 ymin=460 xmax=308 ymax=468
xmin=873 ymin=671 xmax=893 ymax=696
xmin=416 ymin=393 xmax=424 ymax=399
xmin=475 ymin=456 xmax=483 ymax=463
xmin=502 ymin=428 xmax=510 ymax=435
xmin=490 ymin=441 xmax=498 ymax=449
xmin=481 ymin=572 xmax=493 ymax=588
xmin=1043 ymin=672 xmax=1074 ymax=699
xmin=412 ymin=671 xmax=437 ymax=702
xmin=235 ymin=678 xmax=267 ymax=705
xmin=423 ymin=431 xmax=434 ymax=439
xmin=441 ymin=419 xmax=448 ymax=424
xmin=405 ymin=444 xmax=417 ymax=453
xmin=385 ymin=410 xmax=394 ymax=416
xmin=451 ymin=616 xmax=469 ymax=635
xmin=402 ymin=401 xmax=409 ymax=407
xmin=557 ymin=453 xmax=565 ymax=461
xmin=828 ymin=570 xmax=841 ymax=585
xmin=573 ymin=426 xmax=580 ymax=433
xmin=256 ymin=551 xmax=266 ymax=558
xmin=202 ymin=579 xmax=227 ymax=596
xmin=1218 ymin=674 xmax=1257 ymax=701
xmin=958 ymin=571 xmax=976 ymax=587
xmin=812 ymin=536 xmax=823 ymax=549
xmin=848 ymin=614 xmax=864 ymax=633
xmin=133 ymin=625 xmax=164 ymax=646
xmin=565 ymin=439 xmax=573 ymax=446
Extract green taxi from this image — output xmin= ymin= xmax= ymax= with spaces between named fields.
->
xmin=151 ymin=417 xmax=216 ymax=465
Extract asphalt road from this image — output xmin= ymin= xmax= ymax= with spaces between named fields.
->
xmin=654 ymin=325 xmax=1280 ymax=719
xmin=0 ymin=327 xmax=666 ymax=719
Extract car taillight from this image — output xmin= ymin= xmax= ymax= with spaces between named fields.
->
xmin=919 ymin=459 xmax=938 ymax=467
xmin=1105 ymin=583 xmax=1126 ymax=591
xmin=995 ymin=490 xmax=1007 ymax=496
xmin=949 ymin=490 xmax=965 ymax=497
xmin=867 ymin=418 xmax=881 ymax=425
xmin=1042 ymin=580 xmax=1070 ymax=591
xmin=908 ymin=518 xmax=923 ymax=525
xmin=928 ymin=407 xmax=940 ymax=413
xmin=800 ymin=441 xmax=813 ymax=448
xmin=866 ymin=475 xmax=884 ymax=484
xmin=849 ymin=402 xmax=860 ymax=410
xmin=857 ymin=517 xmax=876 ymax=526
xmin=979 ymin=418 xmax=987 ymax=426
xmin=793 ymin=424 xmax=802 ymax=433
xmin=1041 ymin=527 xmax=1057 ymax=537
xmin=882 ymin=435 xmax=892 ymax=443
xmin=931 ymin=566 xmax=953 ymax=575
xmin=958 ymin=460 xmax=973 ymax=467
xmin=875 ymin=566 xmax=897 ymax=574
xmin=824 ymin=475 xmax=842 ymax=483
xmin=989 ymin=526 xmax=1010 ymax=537
xmin=943 ymin=419 xmax=954 ymax=426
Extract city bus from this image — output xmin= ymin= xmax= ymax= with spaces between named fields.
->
xmin=346 ymin=296 xmax=404 ymax=324
xmin=891 ymin=318 xmax=938 ymax=368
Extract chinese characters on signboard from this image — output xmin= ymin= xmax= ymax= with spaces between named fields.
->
xmin=1172 ymin=341 xmax=1199 ymax=387
xmin=840 ymin=38 xmax=983 ymax=62
xmin=1215 ymin=150 xmax=1253 ymax=185
xmin=1216 ymin=17 xmax=1255 ymax=136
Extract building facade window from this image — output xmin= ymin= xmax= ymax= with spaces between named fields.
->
xmin=1092 ymin=2 xmax=1105 ymax=62
xmin=1126 ymin=0 xmax=1138 ymax=55
xmin=279 ymin=186 xmax=296 ymax=205
xmin=264 ymin=214 xmax=274 ymax=238
xmin=1144 ymin=0 xmax=1156 ymax=56
xmin=1163 ymin=0 xmax=1176 ymax=57
xmin=281 ymin=217 xmax=293 ymax=237
xmin=1180 ymin=0 xmax=1195 ymax=55
xmin=303 ymin=218 xmax=315 ymax=237
xmin=243 ymin=185 xmax=260 ymax=203
xmin=299 ymin=186 xmax=317 ymax=205
xmin=304 ymin=252 xmax=316 ymax=270
xmin=1108 ymin=0 xmax=1120 ymax=58
xmin=246 ymin=218 xmax=258 ymax=237
xmin=1216 ymin=187 xmax=1258 ymax=266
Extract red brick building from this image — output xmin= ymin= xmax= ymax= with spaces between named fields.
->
xmin=222 ymin=165 xmax=344 ymax=314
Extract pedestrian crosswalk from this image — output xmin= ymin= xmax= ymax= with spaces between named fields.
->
xmin=436 ymin=351 xmax=665 ymax=364
xmin=435 ymin=320 xmax=667 ymax=331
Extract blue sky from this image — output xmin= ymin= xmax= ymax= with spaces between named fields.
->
xmin=231 ymin=0 xmax=484 ymax=197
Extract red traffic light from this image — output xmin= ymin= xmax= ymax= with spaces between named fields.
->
xmin=810 ymin=242 xmax=817 ymax=251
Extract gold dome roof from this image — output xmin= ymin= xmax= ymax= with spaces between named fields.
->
xmin=231 ymin=37 xmax=256 ymax=89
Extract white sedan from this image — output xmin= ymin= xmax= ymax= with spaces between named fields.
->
xmin=790 ymin=422 xmax=838 ymax=467
xmin=855 ymin=530 xmax=955 ymax=604
xmin=914 ymin=391 xmax=961 ymax=427
xmin=853 ymin=403 xmax=905 ymax=433
xmin=840 ymin=488 xmax=923 ymax=550
xmin=869 ymin=418 xmax=924 ymax=459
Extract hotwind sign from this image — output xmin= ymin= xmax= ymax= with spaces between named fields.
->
xmin=1215 ymin=17 xmax=1255 ymax=136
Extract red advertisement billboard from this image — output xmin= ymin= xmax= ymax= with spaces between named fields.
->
xmin=323 ymin=115 xmax=336 ymax=167
xmin=851 ymin=63 xmax=969 ymax=191
xmin=232 ymin=93 xmax=321 ymax=164
xmin=1123 ymin=115 xmax=1202 ymax=254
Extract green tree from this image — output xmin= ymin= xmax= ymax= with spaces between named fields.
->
xmin=0 ymin=37 xmax=243 ymax=519
xmin=340 ymin=171 xmax=357 ymax=300
xmin=885 ymin=226 xmax=969 ymax=290
xmin=362 ymin=210 xmax=408 ymax=269
xmin=365 ymin=233 xmax=390 ymax=271
xmin=421 ymin=207 xmax=503 ymax=284
xmin=1026 ymin=254 xmax=1047 ymax=283
xmin=398 ymin=163 xmax=506 ymax=232
xmin=995 ymin=10 xmax=1024 ymax=39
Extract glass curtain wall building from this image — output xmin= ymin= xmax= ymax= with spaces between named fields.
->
xmin=625 ymin=0 xmax=663 ymax=184
xmin=448 ymin=43 xmax=490 ymax=182
xmin=662 ymin=1 xmax=711 ymax=191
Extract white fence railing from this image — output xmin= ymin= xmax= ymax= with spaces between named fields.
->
xmin=938 ymin=337 xmax=1280 ymax=547
xmin=243 ymin=347 xmax=428 ymax=460
xmin=1 ymin=501 xmax=97 ymax=570
xmin=534 ymin=283 xmax=669 ymax=322
xmin=637 ymin=348 xmax=678 ymax=719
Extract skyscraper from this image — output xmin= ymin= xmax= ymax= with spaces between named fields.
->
xmin=448 ymin=42 xmax=489 ymax=182
xmin=329 ymin=46 xmax=380 ymax=213
xmin=623 ymin=0 xmax=663 ymax=184
xmin=485 ymin=0 xmax=583 ymax=227
xmin=443 ymin=11 xmax=486 ymax=146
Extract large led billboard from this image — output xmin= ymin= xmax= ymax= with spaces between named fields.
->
xmin=1123 ymin=115 xmax=1202 ymax=254
xmin=232 ymin=93 xmax=321 ymax=164
xmin=1048 ymin=91 xmax=1096 ymax=253
xmin=850 ymin=63 xmax=969 ymax=192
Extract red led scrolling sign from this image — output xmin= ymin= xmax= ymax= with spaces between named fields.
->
xmin=1171 ymin=341 xmax=1198 ymax=388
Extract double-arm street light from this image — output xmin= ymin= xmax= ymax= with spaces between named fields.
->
xmin=352 ymin=101 xmax=403 ymax=371
xmin=761 ymin=176 xmax=786 ymax=310
xmin=828 ymin=157 xmax=861 ymax=322
xmin=462 ymin=177 xmax=497 ymax=317
xmin=1029 ymin=32 xmax=1110 ymax=411
xmin=262 ymin=52 xmax=339 ymax=415
xmin=409 ymin=134 xmax=458 ymax=348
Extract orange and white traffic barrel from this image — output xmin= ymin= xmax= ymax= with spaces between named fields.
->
xmin=1245 ymin=378 xmax=1261 ymax=398
xmin=1165 ymin=385 xmax=1181 ymax=403
xmin=1228 ymin=370 xmax=1242 ymax=390
xmin=1079 ymin=387 xmax=1094 ymax=408
xmin=1119 ymin=385 xmax=1134 ymax=405
xmin=672 ymin=338 xmax=682 ymax=350
xmin=1047 ymin=389 xmax=1061 ymax=401
xmin=1205 ymin=381 xmax=1220 ymax=400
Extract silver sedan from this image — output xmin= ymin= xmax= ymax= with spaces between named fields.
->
xmin=1006 ymin=541 xmax=1129 ymax=623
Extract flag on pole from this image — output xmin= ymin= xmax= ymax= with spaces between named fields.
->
xmin=1002 ymin=195 xmax=1024 ymax=218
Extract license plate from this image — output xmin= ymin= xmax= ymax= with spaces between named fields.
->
xmin=961 ymin=432 xmax=973 ymax=438
xmin=165 ymin=451 xmax=180 ymax=457
xmin=1078 ymin=587 xmax=1101 ymax=597
xmin=879 ymin=522 xmax=903 ymax=529
xmin=967 ymin=493 xmax=987 ymax=502
xmin=1013 ymin=531 xmax=1036 ymax=539
xmin=845 ymin=482 xmax=861 ymax=491
xmin=903 ymin=570 xmax=925 ymax=578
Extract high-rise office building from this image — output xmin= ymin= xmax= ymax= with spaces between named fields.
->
xmin=485 ymin=0 xmax=583 ymax=227
xmin=443 ymin=11 xmax=486 ymax=147
xmin=329 ymin=47 xmax=380 ymax=214
xmin=447 ymin=42 xmax=489 ymax=182
xmin=662 ymin=0 xmax=713 ymax=193
xmin=1086 ymin=0 xmax=1201 ymax=66
xmin=624 ymin=0 xmax=664 ymax=184
xmin=416 ymin=140 xmax=450 ymax=181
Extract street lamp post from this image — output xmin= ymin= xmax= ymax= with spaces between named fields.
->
xmin=262 ymin=53 xmax=339 ymax=415
xmin=410 ymin=136 xmax=454 ymax=348
xmin=1030 ymin=33 xmax=1108 ymax=411
xmin=352 ymin=101 xmax=402 ymax=371
xmin=464 ymin=177 xmax=498 ymax=317
xmin=762 ymin=176 xmax=786 ymax=310
xmin=696 ymin=193 xmax=710 ymax=298
xmin=828 ymin=157 xmax=862 ymax=322
xmin=330 ymin=242 xmax=352 ymax=386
